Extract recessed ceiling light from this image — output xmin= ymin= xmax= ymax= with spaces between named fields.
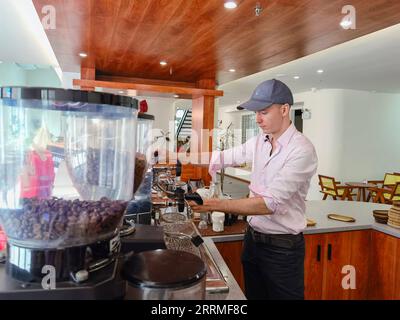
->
xmin=317 ymin=69 xmax=324 ymax=74
xmin=119 ymin=91 xmax=124 ymax=94
xmin=340 ymin=19 xmax=352 ymax=28
xmin=160 ymin=61 xmax=167 ymax=66
xmin=79 ymin=52 xmax=88 ymax=58
xmin=293 ymin=76 xmax=300 ymax=80
xmin=173 ymin=94 xmax=179 ymax=98
xmin=229 ymin=68 xmax=236 ymax=73
xmin=224 ymin=1 xmax=237 ymax=9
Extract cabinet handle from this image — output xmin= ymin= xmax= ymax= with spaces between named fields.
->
xmin=317 ymin=244 xmax=321 ymax=262
xmin=327 ymin=243 xmax=332 ymax=261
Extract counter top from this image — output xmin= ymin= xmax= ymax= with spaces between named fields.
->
xmin=200 ymin=200 xmax=399 ymax=243
xmin=218 ymin=168 xmax=251 ymax=183
xmin=304 ymin=200 xmax=396 ymax=237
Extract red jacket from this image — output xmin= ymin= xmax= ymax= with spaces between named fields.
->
xmin=0 ymin=227 xmax=6 ymax=251
xmin=20 ymin=150 xmax=55 ymax=199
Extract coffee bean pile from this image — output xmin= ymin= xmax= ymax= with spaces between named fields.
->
xmin=134 ymin=153 xmax=148 ymax=194
xmin=86 ymin=148 xmax=125 ymax=186
xmin=0 ymin=197 xmax=127 ymax=247
xmin=68 ymin=148 xmax=130 ymax=187
xmin=67 ymin=147 xmax=132 ymax=200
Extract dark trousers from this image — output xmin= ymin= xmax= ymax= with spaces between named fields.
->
xmin=241 ymin=226 xmax=305 ymax=300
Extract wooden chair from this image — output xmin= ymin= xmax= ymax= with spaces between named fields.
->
xmin=367 ymin=173 xmax=400 ymax=202
xmin=318 ymin=175 xmax=355 ymax=201
xmin=371 ymin=182 xmax=400 ymax=204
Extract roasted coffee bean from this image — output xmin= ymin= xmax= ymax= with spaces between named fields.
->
xmin=1 ymin=197 xmax=127 ymax=246
xmin=134 ymin=153 xmax=147 ymax=194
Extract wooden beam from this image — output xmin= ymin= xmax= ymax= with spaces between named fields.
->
xmin=72 ymin=79 xmax=223 ymax=98
xmin=80 ymin=66 xmax=95 ymax=91
xmin=96 ymin=75 xmax=196 ymax=89
xmin=190 ymin=79 xmax=216 ymax=186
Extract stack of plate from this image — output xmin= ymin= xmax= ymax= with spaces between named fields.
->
xmin=373 ymin=210 xmax=389 ymax=224
xmin=388 ymin=202 xmax=400 ymax=229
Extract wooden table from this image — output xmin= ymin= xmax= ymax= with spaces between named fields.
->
xmin=345 ymin=182 xmax=377 ymax=202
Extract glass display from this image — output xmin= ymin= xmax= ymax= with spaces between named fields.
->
xmin=134 ymin=113 xmax=154 ymax=194
xmin=0 ymin=87 xmax=138 ymax=249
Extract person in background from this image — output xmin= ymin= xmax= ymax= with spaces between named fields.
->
xmin=178 ymin=136 xmax=190 ymax=154
xmin=20 ymin=126 xmax=55 ymax=199
xmin=189 ymin=79 xmax=318 ymax=300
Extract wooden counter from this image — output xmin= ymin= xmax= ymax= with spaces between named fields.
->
xmin=199 ymin=201 xmax=400 ymax=300
xmin=195 ymin=219 xmax=247 ymax=237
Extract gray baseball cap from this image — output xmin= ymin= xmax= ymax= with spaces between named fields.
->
xmin=237 ymin=79 xmax=294 ymax=111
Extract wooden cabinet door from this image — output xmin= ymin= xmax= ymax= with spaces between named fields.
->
xmin=322 ymin=232 xmax=352 ymax=300
xmin=215 ymin=240 xmax=245 ymax=292
xmin=368 ymin=230 xmax=398 ymax=299
xmin=304 ymin=234 xmax=325 ymax=300
xmin=348 ymin=230 xmax=371 ymax=300
xmin=394 ymin=237 xmax=400 ymax=299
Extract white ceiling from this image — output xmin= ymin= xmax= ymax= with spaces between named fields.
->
xmin=218 ymin=23 xmax=400 ymax=108
xmin=0 ymin=0 xmax=61 ymax=75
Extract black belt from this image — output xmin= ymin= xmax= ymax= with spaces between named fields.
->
xmin=247 ymin=225 xmax=303 ymax=249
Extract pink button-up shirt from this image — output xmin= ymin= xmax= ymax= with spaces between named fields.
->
xmin=211 ymin=123 xmax=318 ymax=234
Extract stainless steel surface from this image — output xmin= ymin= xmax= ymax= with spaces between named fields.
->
xmin=126 ymin=277 xmax=206 ymax=300
xmin=119 ymin=220 xmax=136 ymax=237
xmin=88 ymin=257 xmax=115 ymax=273
xmin=203 ymin=238 xmax=246 ymax=300
xmin=123 ymin=249 xmax=207 ymax=300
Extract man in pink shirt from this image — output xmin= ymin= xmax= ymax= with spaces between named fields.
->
xmin=189 ymin=79 xmax=318 ymax=300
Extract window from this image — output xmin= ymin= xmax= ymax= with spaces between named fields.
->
xmin=241 ymin=114 xmax=259 ymax=143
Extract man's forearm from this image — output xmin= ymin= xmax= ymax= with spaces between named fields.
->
xmin=202 ymin=197 xmax=272 ymax=216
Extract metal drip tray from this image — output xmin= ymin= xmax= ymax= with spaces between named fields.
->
xmin=162 ymin=222 xmax=202 ymax=258
xmin=160 ymin=221 xmax=228 ymax=293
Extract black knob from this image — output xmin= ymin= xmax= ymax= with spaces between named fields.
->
xmin=185 ymin=193 xmax=203 ymax=205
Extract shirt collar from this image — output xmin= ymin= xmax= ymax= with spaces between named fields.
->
xmin=265 ymin=123 xmax=297 ymax=147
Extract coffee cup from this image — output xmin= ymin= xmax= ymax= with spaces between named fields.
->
xmin=212 ymin=212 xmax=225 ymax=232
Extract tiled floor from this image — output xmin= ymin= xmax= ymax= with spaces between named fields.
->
xmin=218 ymin=174 xmax=250 ymax=199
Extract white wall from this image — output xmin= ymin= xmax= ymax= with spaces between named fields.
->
xmin=295 ymin=89 xmax=400 ymax=200
xmin=139 ymin=97 xmax=177 ymax=162
xmin=144 ymin=97 xmax=176 ymax=134
xmin=216 ymin=89 xmax=400 ymax=200
xmin=217 ymin=105 xmax=244 ymax=131
xmin=0 ymin=63 xmax=26 ymax=86
xmin=0 ymin=63 xmax=61 ymax=87
xmin=217 ymin=105 xmax=256 ymax=147
xmin=25 ymin=68 xmax=61 ymax=87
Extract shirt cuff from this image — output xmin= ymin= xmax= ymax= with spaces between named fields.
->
xmin=263 ymin=196 xmax=288 ymax=215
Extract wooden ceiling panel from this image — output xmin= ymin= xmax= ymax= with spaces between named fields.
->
xmin=33 ymin=0 xmax=400 ymax=84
